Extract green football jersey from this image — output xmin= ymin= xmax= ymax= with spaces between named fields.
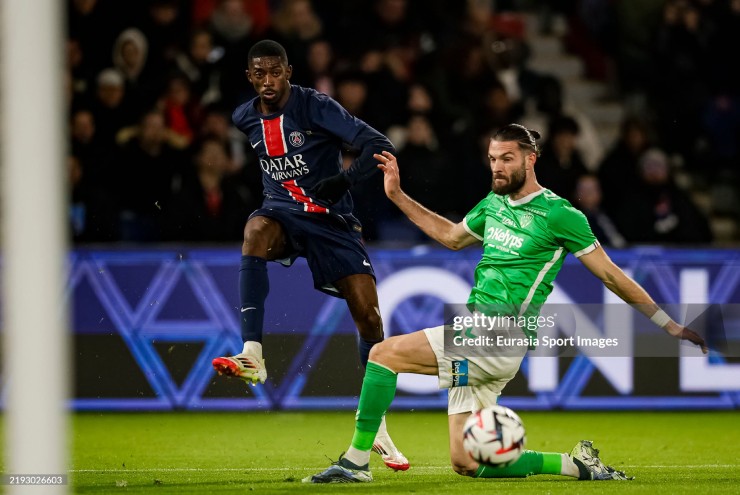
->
xmin=463 ymin=188 xmax=598 ymax=330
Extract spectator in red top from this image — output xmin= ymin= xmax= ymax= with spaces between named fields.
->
xmin=191 ymin=0 xmax=270 ymax=35
xmin=160 ymin=75 xmax=203 ymax=144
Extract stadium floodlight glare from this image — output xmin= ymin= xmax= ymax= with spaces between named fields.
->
xmin=1 ymin=0 xmax=69 ymax=493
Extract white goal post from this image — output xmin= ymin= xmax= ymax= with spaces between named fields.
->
xmin=1 ymin=0 xmax=69 ymax=493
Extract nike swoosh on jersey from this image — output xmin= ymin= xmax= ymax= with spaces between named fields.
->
xmin=250 ymin=140 xmax=263 ymax=148
xmin=241 ymin=307 xmax=256 ymax=312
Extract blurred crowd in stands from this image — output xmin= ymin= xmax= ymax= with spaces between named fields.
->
xmin=67 ymin=0 xmax=739 ymax=246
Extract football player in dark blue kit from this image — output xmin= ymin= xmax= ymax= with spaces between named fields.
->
xmin=211 ymin=40 xmax=408 ymax=470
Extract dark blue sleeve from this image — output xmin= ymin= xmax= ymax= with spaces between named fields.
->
xmin=311 ymin=93 xmax=395 ymax=185
xmin=231 ymin=103 xmax=249 ymax=132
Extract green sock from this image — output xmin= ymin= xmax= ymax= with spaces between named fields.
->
xmin=474 ymin=451 xmax=563 ymax=478
xmin=350 ymin=361 xmax=398 ymax=451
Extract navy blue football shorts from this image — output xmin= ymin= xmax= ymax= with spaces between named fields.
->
xmin=249 ymin=207 xmax=375 ymax=297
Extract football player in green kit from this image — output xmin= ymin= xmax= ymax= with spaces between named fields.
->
xmin=304 ymin=123 xmax=707 ymax=483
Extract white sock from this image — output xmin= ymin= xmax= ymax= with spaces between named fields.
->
xmin=377 ymin=415 xmax=388 ymax=436
xmin=242 ymin=341 xmax=262 ymax=357
xmin=344 ymin=446 xmax=371 ymax=467
xmin=560 ymin=453 xmax=580 ymax=478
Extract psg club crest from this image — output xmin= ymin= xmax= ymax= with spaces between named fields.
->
xmin=289 ymin=131 xmax=305 ymax=147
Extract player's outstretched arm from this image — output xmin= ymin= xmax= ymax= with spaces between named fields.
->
xmin=375 ymin=151 xmax=477 ymax=250
xmin=579 ymin=246 xmax=708 ymax=353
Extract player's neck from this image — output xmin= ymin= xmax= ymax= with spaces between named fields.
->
xmin=508 ymin=181 xmax=543 ymax=201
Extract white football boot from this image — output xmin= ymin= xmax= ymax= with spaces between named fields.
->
xmin=212 ymin=341 xmax=266 ymax=385
xmin=372 ymin=416 xmax=410 ymax=471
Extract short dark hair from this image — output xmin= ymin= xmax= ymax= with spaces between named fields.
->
xmin=492 ymin=123 xmax=542 ymax=157
xmin=248 ymin=40 xmax=288 ymax=65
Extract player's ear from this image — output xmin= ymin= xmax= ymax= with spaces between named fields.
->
xmin=245 ymin=69 xmax=251 ymax=83
xmin=285 ymin=64 xmax=293 ymax=80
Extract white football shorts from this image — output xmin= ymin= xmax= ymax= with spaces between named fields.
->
xmin=422 ymin=325 xmax=528 ymax=415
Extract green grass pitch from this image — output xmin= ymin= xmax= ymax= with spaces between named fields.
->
xmin=60 ymin=410 xmax=739 ymax=493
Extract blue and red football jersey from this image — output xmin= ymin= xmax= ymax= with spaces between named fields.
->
xmin=232 ymin=85 xmax=394 ymax=216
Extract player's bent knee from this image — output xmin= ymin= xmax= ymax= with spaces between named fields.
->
xmin=368 ymin=335 xmax=417 ymax=371
xmin=368 ymin=339 xmax=391 ymax=362
xmin=368 ymin=338 xmax=406 ymax=370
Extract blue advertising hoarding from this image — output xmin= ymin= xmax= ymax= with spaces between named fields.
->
xmin=69 ymin=247 xmax=740 ymax=411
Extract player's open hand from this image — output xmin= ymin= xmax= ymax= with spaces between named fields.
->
xmin=679 ymin=326 xmax=709 ymax=354
xmin=375 ymin=151 xmax=402 ymax=199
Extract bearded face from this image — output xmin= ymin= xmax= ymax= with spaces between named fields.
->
xmin=492 ymin=154 xmax=527 ymax=195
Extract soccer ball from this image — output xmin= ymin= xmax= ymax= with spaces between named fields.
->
xmin=462 ymin=405 xmax=526 ymax=468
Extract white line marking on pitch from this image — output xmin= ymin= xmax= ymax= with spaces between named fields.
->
xmin=70 ymin=464 xmax=739 ymax=474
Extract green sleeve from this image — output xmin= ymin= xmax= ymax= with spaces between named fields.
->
xmin=548 ymin=203 xmax=599 ymax=257
xmin=463 ymin=193 xmax=494 ymax=241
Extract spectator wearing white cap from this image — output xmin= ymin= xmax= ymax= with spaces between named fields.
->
xmin=112 ymin=27 xmax=163 ymax=110
xmin=90 ymin=68 xmax=137 ymax=147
